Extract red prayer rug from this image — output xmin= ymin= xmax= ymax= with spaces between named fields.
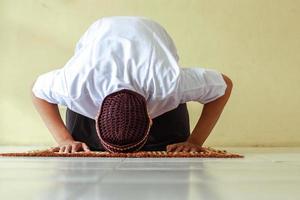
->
xmin=0 ymin=147 xmax=243 ymax=158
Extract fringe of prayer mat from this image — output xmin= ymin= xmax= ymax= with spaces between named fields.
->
xmin=0 ymin=147 xmax=243 ymax=158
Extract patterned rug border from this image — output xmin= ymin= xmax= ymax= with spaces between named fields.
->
xmin=0 ymin=147 xmax=244 ymax=158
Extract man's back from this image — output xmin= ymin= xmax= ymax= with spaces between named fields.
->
xmin=33 ymin=16 xmax=183 ymax=119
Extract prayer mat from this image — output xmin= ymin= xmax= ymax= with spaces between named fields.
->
xmin=0 ymin=147 xmax=243 ymax=158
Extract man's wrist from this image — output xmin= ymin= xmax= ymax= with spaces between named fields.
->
xmin=57 ymin=135 xmax=74 ymax=146
xmin=186 ymin=135 xmax=203 ymax=146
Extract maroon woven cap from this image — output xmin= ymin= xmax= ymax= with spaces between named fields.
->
xmin=95 ymin=89 xmax=151 ymax=153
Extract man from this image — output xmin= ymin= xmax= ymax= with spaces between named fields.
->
xmin=31 ymin=16 xmax=232 ymax=153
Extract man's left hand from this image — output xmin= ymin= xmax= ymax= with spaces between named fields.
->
xmin=166 ymin=141 xmax=207 ymax=152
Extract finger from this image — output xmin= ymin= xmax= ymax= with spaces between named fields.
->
xmin=59 ymin=146 xmax=66 ymax=153
xmin=64 ymin=145 xmax=72 ymax=153
xmin=175 ymin=146 xmax=184 ymax=152
xmin=170 ymin=144 xmax=181 ymax=152
xmin=49 ymin=147 xmax=59 ymax=152
xmin=73 ymin=144 xmax=81 ymax=152
xmin=82 ymin=143 xmax=91 ymax=152
xmin=167 ymin=145 xmax=177 ymax=152
xmin=166 ymin=145 xmax=171 ymax=152
xmin=71 ymin=144 xmax=77 ymax=153
xmin=182 ymin=146 xmax=191 ymax=152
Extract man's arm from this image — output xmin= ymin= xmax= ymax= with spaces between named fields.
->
xmin=167 ymin=74 xmax=233 ymax=152
xmin=31 ymin=81 xmax=90 ymax=153
xmin=186 ymin=74 xmax=233 ymax=146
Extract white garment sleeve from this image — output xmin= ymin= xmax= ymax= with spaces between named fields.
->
xmin=32 ymin=69 xmax=68 ymax=105
xmin=179 ymin=67 xmax=227 ymax=104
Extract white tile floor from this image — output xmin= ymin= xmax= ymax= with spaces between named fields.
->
xmin=0 ymin=146 xmax=299 ymax=200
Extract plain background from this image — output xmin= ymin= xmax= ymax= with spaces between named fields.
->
xmin=1 ymin=0 xmax=299 ymax=147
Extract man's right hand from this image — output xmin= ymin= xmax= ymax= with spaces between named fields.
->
xmin=49 ymin=140 xmax=91 ymax=153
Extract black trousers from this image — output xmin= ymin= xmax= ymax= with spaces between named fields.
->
xmin=65 ymin=103 xmax=190 ymax=151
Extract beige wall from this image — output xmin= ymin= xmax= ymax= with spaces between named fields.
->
xmin=1 ymin=0 xmax=300 ymax=146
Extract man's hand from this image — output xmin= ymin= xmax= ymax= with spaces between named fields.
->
xmin=166 ymin=141 xmax=208 ymax=153
xmin=49 ymin=140 xmax=91 ymax=153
